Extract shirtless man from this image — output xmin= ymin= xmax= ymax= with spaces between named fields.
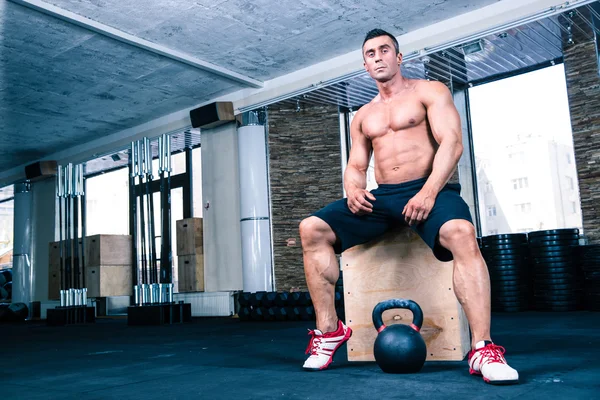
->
xmin=299 ymin=29 xmax=519 ymax=385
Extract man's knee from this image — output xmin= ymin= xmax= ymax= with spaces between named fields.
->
xmin=299 ymin=217 xmax=336 ymax=248
xmin=439 ymin=219 xmax=477 ymax=251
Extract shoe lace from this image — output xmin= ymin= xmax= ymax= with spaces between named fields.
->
xmin=305 ymin=330 xmax=322 ymax=356
xmin=479 ymin=344 xmax=506 ymax=365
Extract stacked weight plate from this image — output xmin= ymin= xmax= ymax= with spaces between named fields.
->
xmin=575 ymin=245 xmax=600 ymax=311
xmin=480 ymin=234 xmax=531 ymax=312
xmin=528 ymin=228 xmax=583 ymax=312
xmin=0 ymin=269 xmax=11 ymax=301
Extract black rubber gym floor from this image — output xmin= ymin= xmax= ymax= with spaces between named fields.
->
xmin=1 ymin=311 xmax=599 ymax=399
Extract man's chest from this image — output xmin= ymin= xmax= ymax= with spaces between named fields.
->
xmin=361 ymin=101 xmax=427 ymax=139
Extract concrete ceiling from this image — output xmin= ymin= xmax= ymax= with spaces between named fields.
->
xmin=0 ymin=0 xmax=501 ymax=174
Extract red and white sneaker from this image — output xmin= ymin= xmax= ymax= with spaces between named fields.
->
xmin=468 ymin=340 xmax=519 ymax=385
xmin=302 ymin=320 xmax=352 ymax=371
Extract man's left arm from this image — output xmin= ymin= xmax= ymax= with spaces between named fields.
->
xmin=403 ymin=81 xmax=463 ymax=225
xmin=422 ymin=81 xmax=464 ymax=195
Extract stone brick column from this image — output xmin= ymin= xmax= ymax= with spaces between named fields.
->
xmin=563 ymin=40 xmax=600 ymax=243
xmin=267 ymin=104 xmax=342 ymax=290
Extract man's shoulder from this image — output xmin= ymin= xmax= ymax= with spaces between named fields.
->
xmin=414 ymin=78 xmax=449 ymax=91
xmin=413 ymin=80 xmax=451 ymax=106
xmin=353 ymin=99 xmax=377 ymax=119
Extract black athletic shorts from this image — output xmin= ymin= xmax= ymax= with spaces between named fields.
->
xmin=311 ymin=177 xmax=473 ymax=262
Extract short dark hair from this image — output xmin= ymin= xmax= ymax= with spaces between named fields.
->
xmin=362 ymin=29 xmax=399 ymax=55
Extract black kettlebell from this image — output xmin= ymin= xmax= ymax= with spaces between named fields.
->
xmin=372 ymin=298 xmax=427 ymax=373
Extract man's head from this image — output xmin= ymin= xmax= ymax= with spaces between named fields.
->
xmin=362 ymin=29 xmax=403 ymax=82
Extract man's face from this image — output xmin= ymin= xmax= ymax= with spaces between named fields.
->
xmin=363 ymin=35 xmax=402 ymax=82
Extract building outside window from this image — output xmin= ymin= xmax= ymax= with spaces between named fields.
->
xmin=0 ymin=185 xmax=14 ymax=270
xmin=471 ymin=64 xmax=583 ymax=236
xmin=512 ymin=177 xmax=529 ymax=190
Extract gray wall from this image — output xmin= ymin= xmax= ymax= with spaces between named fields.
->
xmin=200 ymin=122 xmax=244 ymax=291
xmin=267 ymin=104 xmax=342 ymax=291
xmin=563 ymin=40 xmax=600 ymax=243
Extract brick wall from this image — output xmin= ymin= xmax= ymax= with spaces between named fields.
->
xmin=267 ymin=104 xmax=342 ymax=290
xmin=563 ymin=40 xmax=600 ymax=243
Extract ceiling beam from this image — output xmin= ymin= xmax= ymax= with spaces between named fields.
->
xmin=7 ymin=0 xmax=264 ymax=88
xmin=0 ymin=105 xmax=197 ymax=186
xmin=232 ymin=0 xmax=596 ymax=112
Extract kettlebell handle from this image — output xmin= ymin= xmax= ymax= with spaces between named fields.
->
xmin=372 ymin=299 xmax=424 ymax=333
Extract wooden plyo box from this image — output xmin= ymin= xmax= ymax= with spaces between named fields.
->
xmin=49 ymin=235 xmax=133 ymax=299
xmin=177 ymin=254 xmax=205 ymax=293
xmin=85 ymin=264 xmax=133 ymax=298
xmin=176 ymin=218 xmax=204 ymax=293
xmin=85 ymin=235 xmax=132 ymax=266
xmin=48 ymin=240 xmax=84 ymax=300
xmin=341 ymin=228 xmax=471 ymax=362
xmin=48 ymin=242 xmax=61 ymax=300
xmin=176 ymin=218 xmax=203 ymax=256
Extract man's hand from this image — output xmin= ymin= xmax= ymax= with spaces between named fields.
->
xmin=403 ymin=190 xmax=436 ymax=226
xmin=347 ymin=189 xmax=376 ymax=215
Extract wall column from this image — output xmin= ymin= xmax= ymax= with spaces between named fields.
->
xmin=562 ymin=9 xmax=600 ymax=243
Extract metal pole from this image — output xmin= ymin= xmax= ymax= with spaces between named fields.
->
xmin=81 ymin=165 xmax=87 ymax=289
xmin=163 ymin=135 xmax=173 ymax=284
xmin=65 ymin=164 xmax=72 ymax=289
xmin=145 ymin=138 xmax=158 ymax=284
xmin=73 ymin=165 xmax=80 ymax=289
xmin=129 ymin=144 xmax=139 ymax=292
xmin=184 ymin=146 xmax=193 ymax=219
xmin=57 ymin=167 xmax=64 ymax=291
xmin=137 ymin=141 xmax=147 ymax=285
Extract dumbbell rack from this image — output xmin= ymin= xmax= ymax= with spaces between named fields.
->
xmin=126 ymin=283 xmax=192 ymax=326
xmin=237 ymin=276 xmax=345 ymax=322
xmin=47 ymin=305 xmax=96 ymax=326
xmin=47 ymin=288 xmax=95 ymax=326
xmin=127 ymin=302 xmax=192 ymax=326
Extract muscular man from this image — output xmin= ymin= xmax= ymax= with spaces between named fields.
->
xmin=299 ymin=29 xmax=519 ymax=385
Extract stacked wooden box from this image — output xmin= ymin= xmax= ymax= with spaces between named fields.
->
xmin=48 ymin=234 xmax=132 ymax=299
xmin=176 ymin=218 xmax=204 ymax=292
xmin=48 ymin=241 xmax=67 ymax=300
xmin=85 ymin=234 xmax=133 ymax=298
xmin=48 ymin=238 xmax=86 ymax=300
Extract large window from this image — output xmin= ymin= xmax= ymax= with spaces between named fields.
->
xmin=0 ymin=185 xmax=14 ymax=270
xmin=134 ymin=148 xmax=190 ymax=292
xmin=192 ymin=146 xmax=203 ymax=218
xmin=470 ymin=64 xmax=583 ymax=235
xmin=86 ymin=168 xmax=130 ymax=236
xmin=84 ymin=145 xmax=197 ymax=291
xmin=145 ymin=188 xmax=184 ymax=292
xmin=151 ymin=150 xmax=186 ymax=177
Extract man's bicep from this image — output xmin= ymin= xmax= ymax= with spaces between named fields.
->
xmin=425 ymin=83 xmax=462 ymax=145
xmin=347 ymin=116 xmax=372 ymax=171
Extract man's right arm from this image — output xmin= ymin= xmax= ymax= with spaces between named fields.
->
xmin=344 ymin=111 xmax=375 ymax=214
xmin=344 ymin=111 xmax=371 ymax=194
